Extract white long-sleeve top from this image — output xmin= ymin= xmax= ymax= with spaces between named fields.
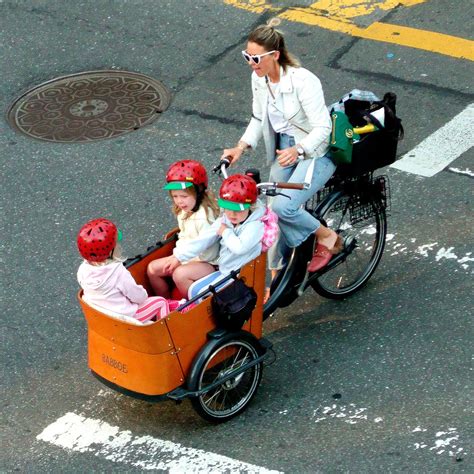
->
xmin=173 ymin=201 xmax=266 ymax=275
xmin=240 ymin=66 xmax=331 ymax=164
xmin=77 ymin=261 xmax=147 ymax=317
xmin=175 ymin=206 xmax=219 ymax=265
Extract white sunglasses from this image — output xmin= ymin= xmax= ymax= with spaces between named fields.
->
xmin=241 ymin=50 xmax=276 ymax=65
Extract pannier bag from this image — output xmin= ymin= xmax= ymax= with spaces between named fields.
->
xmin=210 ymin=277 xmax=257 ymax=331
xmin=330 ymin=90 xmax=404 ymax=175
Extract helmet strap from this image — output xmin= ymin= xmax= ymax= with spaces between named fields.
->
xmin=192 ymin=185 xmax=205 ymax=212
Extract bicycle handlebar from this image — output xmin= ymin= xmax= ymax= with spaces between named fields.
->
xmin=273 ymin=182 xmax=305 ymax=190
xmin=213 ymin=160 xmax=307 ymax=192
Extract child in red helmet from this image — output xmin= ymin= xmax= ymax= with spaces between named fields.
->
xmin=165 ymin=174 xmax=266 ymax=299
xmin=77 ymin=218 xmax=169 ymax=324
xmin=147 ymin=160 xmax=220 ymax=298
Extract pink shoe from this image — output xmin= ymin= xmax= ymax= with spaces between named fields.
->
xmin=307 ymin=243 xmax=332 ymax=273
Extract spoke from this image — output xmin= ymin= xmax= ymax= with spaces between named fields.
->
xmin=204 ymin=387 xmax=224 ymax=404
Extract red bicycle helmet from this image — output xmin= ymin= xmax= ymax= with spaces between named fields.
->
xmin=164 ymin=160 xmax=208 ymax=190
xmin=218 ymin=174 xmax=258 ymax=211
xmin=77 ymin=218 xmax=118 ymax=262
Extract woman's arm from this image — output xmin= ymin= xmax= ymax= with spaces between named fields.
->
xmin=295 ymin=71 xmax=331 ymax=155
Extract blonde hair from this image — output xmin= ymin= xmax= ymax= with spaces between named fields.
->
xmin=89 ymin=243 xmax=125 ymax=266
xmin=248 ymin=17 xmax=300 ymax=70
xmin=170 ymin=187 xmax=219 ymax=223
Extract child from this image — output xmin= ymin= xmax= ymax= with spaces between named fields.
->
xmin=147 ymin=159 xmax=220 ymax=298
xmin=77 ymin=218 xmax=168 ymax=324
xmin=165 ymin=174 xmax=265 ymax=299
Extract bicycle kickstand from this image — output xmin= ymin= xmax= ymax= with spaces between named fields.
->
xmin=297 ymin=266 xmax=311 ymax=297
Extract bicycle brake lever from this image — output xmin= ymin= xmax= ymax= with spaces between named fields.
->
xmin=212 ymin=163 xmax=223 ymax=174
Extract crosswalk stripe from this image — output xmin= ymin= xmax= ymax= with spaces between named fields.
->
xmin=37 ymin=412 xmax=282 ymax=473
xmin=391 ymin=103 xmax=474 ymax=177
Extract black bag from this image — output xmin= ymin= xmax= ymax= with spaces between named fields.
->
xmin=337 ymin=92 xmax=404 ymax=176
xmin=211 ymin=278 xmax=257 ymax=331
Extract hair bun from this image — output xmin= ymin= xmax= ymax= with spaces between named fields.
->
xmin=267 ymin=17 xmax=281 ymax=28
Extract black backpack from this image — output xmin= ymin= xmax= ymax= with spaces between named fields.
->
xmin=210 ymin=278 xmax=257 ymax=332
xmin=337 ymin=92 xmax=404 ymax=176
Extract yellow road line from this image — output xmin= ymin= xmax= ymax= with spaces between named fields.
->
xmin=225 ymin=0 xmax=474 ymax=61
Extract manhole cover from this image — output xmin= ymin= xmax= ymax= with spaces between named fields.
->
xmin=6 ymin=70 xmax=172 ymax=143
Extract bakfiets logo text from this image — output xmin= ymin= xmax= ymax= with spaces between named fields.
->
xmin=102 ymin=353 xmax=128 ymax=373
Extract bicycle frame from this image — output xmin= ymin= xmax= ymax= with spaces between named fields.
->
xmin=263 ymin=188 xmax=348 ymax=317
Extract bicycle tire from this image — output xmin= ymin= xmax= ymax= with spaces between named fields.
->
xmin=310 ymin=189 xmax=387 ymax=299
xmin=187 ymin=332 xmax=263 ymax=423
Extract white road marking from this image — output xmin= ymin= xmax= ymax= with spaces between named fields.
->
xmin=391 ymin=103 xmax=474 ymax=177
xmin=312 ymin=403 xmax=376 ymax=425
xmin=358 ymin=229 xmax=472 ymax=272
xmin=37 ymin=412 xmax=282 ymax=473
xmin=449 ymin=167 xmax=474 ymax=177
xmin=411 ymin=427 xmax=465 ymax=458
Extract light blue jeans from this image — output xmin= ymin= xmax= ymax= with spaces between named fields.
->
xmin=267 ymin=133 xmax=336 ymax=270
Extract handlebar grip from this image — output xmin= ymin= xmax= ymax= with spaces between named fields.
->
xmin=212 ymin=158 xmax=232 ymax=173
xmin=275 ymin=182 xmax=305 ymax=190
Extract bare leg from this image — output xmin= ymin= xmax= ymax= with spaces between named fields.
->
xmin=315 ymin=224 xmax=341 ymax=251
xmin=172 ymin=262 xmax=216 ymax=298
xmin=147 ymin=258 xmax=172 ymax=298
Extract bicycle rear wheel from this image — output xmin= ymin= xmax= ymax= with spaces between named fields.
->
xmin=310 ymin=189 xmax=387 ymax=299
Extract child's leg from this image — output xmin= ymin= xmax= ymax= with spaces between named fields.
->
xmin=188 ymin=271 xmax=223 ymax=303
xmin=135 ymin=296 xmax=169 ymax=323
xmin=147 ymin=257 xmax=172 ymax=298
xmin=172 ymin=262 xmax=216 ymax=298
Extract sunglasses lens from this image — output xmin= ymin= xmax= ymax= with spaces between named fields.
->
xmin=242 ymin=51 xmax=260 ymax=64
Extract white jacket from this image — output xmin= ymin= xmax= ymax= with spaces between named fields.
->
xmin=78 ymin=261 xmax=147 ymax=317
xmin=174 ymin=201 xmax=266 ymax=275
xmin=240 ymin=66 xmax=331 ymax=164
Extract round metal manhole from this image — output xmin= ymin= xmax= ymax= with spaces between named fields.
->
xmin=6 ymin=70 xmax=172 ymax=143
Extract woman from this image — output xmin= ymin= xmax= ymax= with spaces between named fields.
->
xmin=222 ymin=18 xmax=342 ymax=291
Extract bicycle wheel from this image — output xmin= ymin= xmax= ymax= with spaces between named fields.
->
xmin=188 ymin=333 xmax=263 ymax=423
xmin=310 ymin=189 xmax=387 ymax=299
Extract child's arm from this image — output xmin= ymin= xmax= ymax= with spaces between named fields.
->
xmin=117 ymin=267 xmax=148 ymax=304
xmin=220 ymin=221 xmax=264 ymax=255
xmin=173 ymin=219 xmax=221 ymax=263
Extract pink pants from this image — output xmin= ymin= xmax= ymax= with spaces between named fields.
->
xmin=135 ymin=297 xmax=169 ymax=323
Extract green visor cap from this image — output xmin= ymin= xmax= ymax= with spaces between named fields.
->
xmin=218 ymin=198 xmax=251 ymax=211
xmin=163 ymin=181 xmax=193 ymax=190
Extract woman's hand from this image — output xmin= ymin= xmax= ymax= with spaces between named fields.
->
xmin=276 ymin=146 xmax=299 ymax=167
xmin=221 ymin=142 xmax=247 ymax=166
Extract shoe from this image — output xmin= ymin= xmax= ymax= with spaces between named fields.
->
xmin=307 ymin=243 xmax=332 ymax=272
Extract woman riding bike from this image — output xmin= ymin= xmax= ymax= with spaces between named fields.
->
xmin=221 ymin=18 xmax=342 ymax=301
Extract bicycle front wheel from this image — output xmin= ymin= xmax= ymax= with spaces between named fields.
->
xmin=311 ymin=190 xmax=387 ymax=299
xmin=188 ymin=334 xmax=263 ymax=423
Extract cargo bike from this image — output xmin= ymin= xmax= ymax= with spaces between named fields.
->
xmin=78 ymin=91 xmax=402 ymax=422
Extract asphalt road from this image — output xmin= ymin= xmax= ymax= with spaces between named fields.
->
xmin=1 ymin=1 xmax=473 ymax=473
